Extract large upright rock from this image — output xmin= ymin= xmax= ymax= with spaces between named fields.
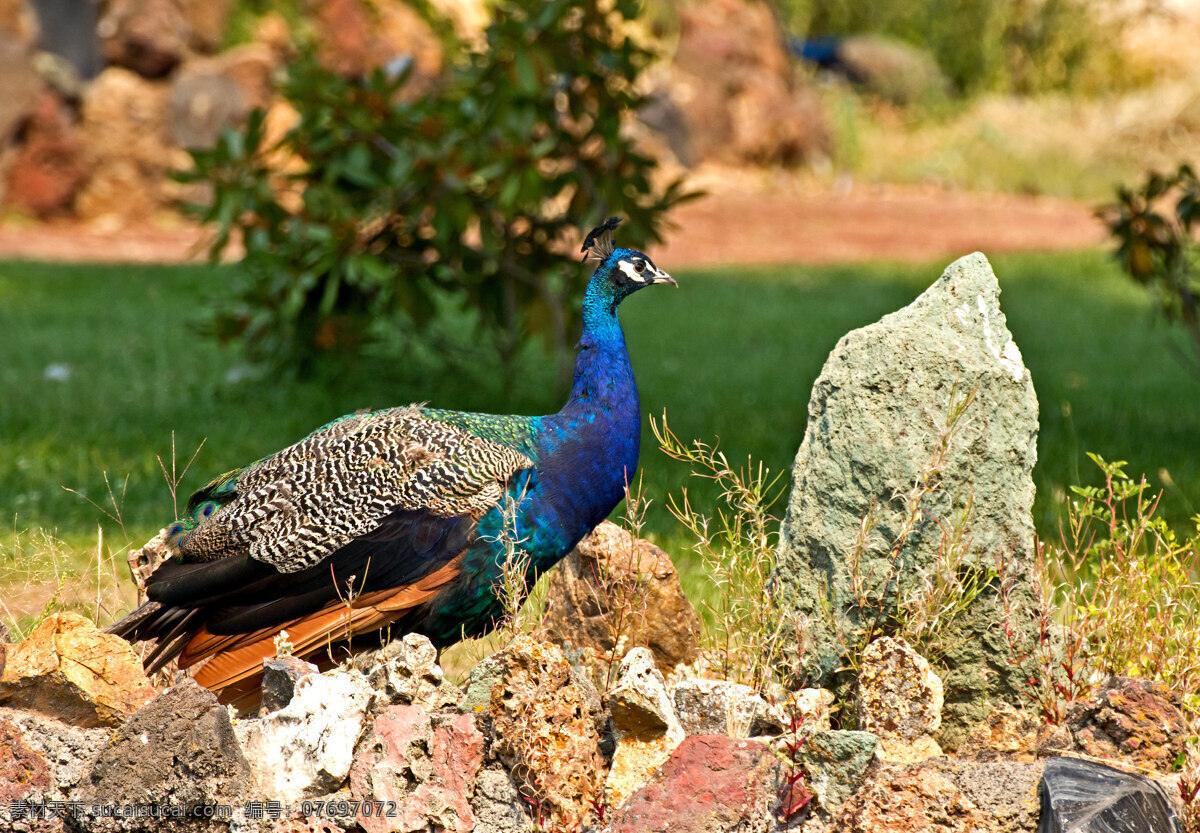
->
xmin=775 ymin=253 xmax=1039 ymax=749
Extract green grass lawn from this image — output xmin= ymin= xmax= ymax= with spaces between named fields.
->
xmin=2 ymin=250 xmax=1198 ymax=625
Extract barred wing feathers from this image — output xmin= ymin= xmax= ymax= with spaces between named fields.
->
xmin=174 ymin=405 xmax=533 ymax=573
xmin=110 ymin=406 xmax=533 ymax=702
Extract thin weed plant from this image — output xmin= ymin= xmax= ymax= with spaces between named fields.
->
xmin=652 ymin=412 xmax=799 ymax=691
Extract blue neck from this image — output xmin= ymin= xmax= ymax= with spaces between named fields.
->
xmin=567 ymin=280 xmax=634 ymax=411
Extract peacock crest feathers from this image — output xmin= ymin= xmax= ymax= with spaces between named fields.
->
xmin=168 ymin=405 xmax=532 ymax=573
xmin=581 ymin=216 xmax=621 ymax=263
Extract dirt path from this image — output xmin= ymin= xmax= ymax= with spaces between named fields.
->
xmin=0 ymin=183 xmax=1107 ymax=267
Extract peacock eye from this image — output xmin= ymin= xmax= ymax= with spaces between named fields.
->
xmin=634 ymin=259 xmax=646 ymax=273
xmin=196 ymin=501 xmax=217 ymax=521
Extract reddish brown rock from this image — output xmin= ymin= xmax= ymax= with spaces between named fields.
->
xmin=349 ymin=705 xmax=483 ymax=833
xmin=608 ymin=735 xmax=780 ymax=832
xmin=536 ymin=520 xmax=700 ymax=674
xmin=663 ymin=0 xmax=829 ymax=166
xmin=5 ymin=89 xmax=86 ymax=217
xmin=0 ymin=612 xmax=157 ymax=728
xmin=1063 ymin=677 xmax=1186 ymax=774
xmin=310 ymin=0 xmax=441 ymax=80
xmin=0 ymin=718 xmax=51 ymax=802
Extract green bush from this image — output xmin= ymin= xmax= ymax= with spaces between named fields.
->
xmin=181 ymin=0 xmax=691 ymax=376
xmin=781 ymin=0 xmax=1137 ymax=95
xmin=1100 ymin=164 xmax=1200 ymax=375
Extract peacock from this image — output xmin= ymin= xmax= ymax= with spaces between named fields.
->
xmin=107 ymin=218 xmax=676 ymax=704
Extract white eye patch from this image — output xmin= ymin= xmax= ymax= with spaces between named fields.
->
xmin=618 ymin=260 xmax=647 ymax=282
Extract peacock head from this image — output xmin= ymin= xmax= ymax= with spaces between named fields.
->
xmin=581 ymin=217 xmax=676 ymax=305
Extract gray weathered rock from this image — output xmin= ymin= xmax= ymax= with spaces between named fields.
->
xmin=80 ymin=677 xmax=250 ymax=832
xmin=1038 ymin=757 xmax=1179 ymax=833
xmin=353 ymin=633 xmax=460 ymax=713
xmin=235 ymin=668 xmax=373 ymax=804
xmin=796 ymin=730 xmax=879 ymax=814
xmin=605 ymin=648 xmax=685 ymax=807
xmin=672 ymin=678 xmax=779 ymax=738
xmin=471 ymin=769 xmax=534 ymax=833
xmin=0 ymin=707 xmax=109 ymax=812
xmin=775 ymin=252 xmax=1040 ymax=749
xmin=260 ymin=654 xmax=317 ymax=713
xmin=166 ymin=67 xmax=246 ymax=149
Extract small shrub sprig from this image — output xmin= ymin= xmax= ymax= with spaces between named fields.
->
xmin=997 ymin=542 xmax=1093 ymax=725
xmin=773 ymin=707 xmax=814 ymax=828
xmin=1001 ymin=453 xmax=1200 ymax=728
xmin=652 ymin=413 xmax=797 ymax=691
xmin=590 ymin=476 xmax=653 ymax=694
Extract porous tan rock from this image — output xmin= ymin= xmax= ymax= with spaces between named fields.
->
xmin=857 ymin=636 xmax=945 ymax=763
xmin=0 ymin=0 xmax=37 ymax=44
xmin=835 ymin=761 xmax=988 ymax=832
xmin=483 ymin=636 xmax=604 ymax=828
xmin=785 ymin=687 xmax=836 ymax=732
xmin=75 ymin=66 xmax=186 ymax=223
xmin=959 ymin=702 xmax=1059 ymax=762
xmin=605 ymin=648 xmax=685 ymax=808
xmin=0 ymin=612 xmax=157 ymax=728
xmin=536 ymin=520 xmax=700 ymax=674
xmin=98 ymin=0 xmax=230 ymax=77
xmin=0 ymin=30 xmax=39 ymax=148
xmin=353 ymin=633 xmax=460 ymax=713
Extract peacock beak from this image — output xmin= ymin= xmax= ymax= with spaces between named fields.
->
xmin=649 ymin=268 xmax=677 ymax=287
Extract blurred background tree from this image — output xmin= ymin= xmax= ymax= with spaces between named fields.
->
xmin=1100 ymin=165 xmax=1200 ymax=375
xmin=180 ymin=0 xmax=693 ymax=381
